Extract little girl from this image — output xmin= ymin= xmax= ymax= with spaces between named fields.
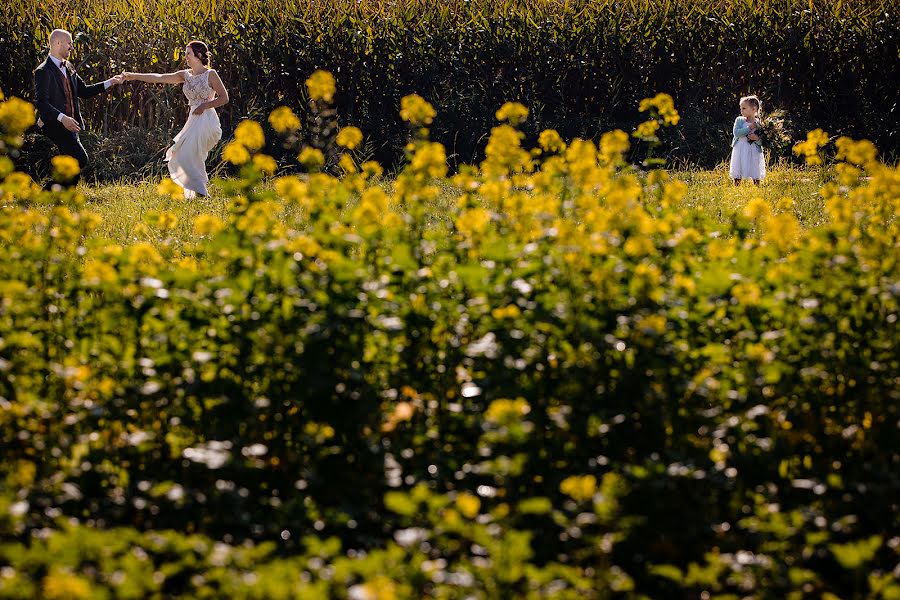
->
xmin=729 ymin=95 xmax=766 ymax=185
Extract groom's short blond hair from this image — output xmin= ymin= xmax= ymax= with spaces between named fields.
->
xmin=49 ymin=29 xmax=71 ymax=46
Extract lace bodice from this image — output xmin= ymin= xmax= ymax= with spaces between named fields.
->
xmin=182 ymin=69 xmax=216 ymax=106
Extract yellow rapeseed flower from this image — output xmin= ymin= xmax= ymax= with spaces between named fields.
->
xmin=455 ymin=492 xmax=481 ymax=519
xmin=538 ymin=129 xmax=566 ymax=153
xmin=361 ymin=160 xmax=384 ymax=179
xmin=495 ymin=101 xmax=528 ymax=126
xmin=222 ymin=141 xmax=250 ymax=165
xmin=306 ymin=70 xmax=336 ymax=103
xmin=835 ymin=137 xmax=877 ymax=167
xmin=455 ymin=207 xmax=491 ymax=237
xmin=484 ymin=398 xmax=530 ymax=425
xmin=51 ymin=155 xmax=80 ymax=182
xmin=560 ymin=474 xmax=597 ymax=502
xmin=129 ymin=241 xmax=163 ymax=265
xmin=599 ymin=130 xmax=630 ymax=163
xmin=234 ymin=120 xmax=265 ymax=152
xmin=252 ymin=153 xmax=277 ymax=175
xmin=157 ymin=211 xmax=178 ymax=231
xmin=639 ymin=93 xmax=680 ymax=125
xmin=156 ymin=177 xmax=183 ymax=199
xmin=193 ymin=214 xmax=225 ymax=237
xmin=297 ymin=147 xmax=325 ymax=170
xmin=793 ymin=129 xmax=829 ymax=166
xmin=731 ymin=281 xmax=762 ymax=306
xmin=338 ymin=154 xmax=357 ymax=174
xmin=743 ymin=197 xmax=771 ymax=221
xmin=83 ymin=259 xmax=117 ymax=285
xmin=400 ymin=94 xmax=436 ymax=126
xmin=633 ymin=120 xmax=660 ymax=139
xmin=0 ymin=96 xmax=36 ymax=135
xmin=336 ymin=126 xmax=363 ymax=150
xmin=268 ymin=106 xmax=301 ymax=133
xmin=42 ymin=571 xmax=93 ymax=600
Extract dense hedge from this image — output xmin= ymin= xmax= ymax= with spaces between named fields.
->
xmin=1 ymin=0 xmax=898 ymax=181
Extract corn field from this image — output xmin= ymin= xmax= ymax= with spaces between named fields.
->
xmin=1 ymin=0 xmax=898 ymax=176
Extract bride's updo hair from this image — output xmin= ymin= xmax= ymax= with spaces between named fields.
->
xmin=187 ymin=40 xmax=211 ymax=66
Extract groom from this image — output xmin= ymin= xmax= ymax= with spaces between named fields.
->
xmin=33 ymin=29 xmax=124 ymax=185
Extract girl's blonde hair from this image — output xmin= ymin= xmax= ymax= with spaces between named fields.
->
xmin=740 ymin=95 xmax=762 ymax=114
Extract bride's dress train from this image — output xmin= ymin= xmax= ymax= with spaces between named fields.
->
xmin=166 ymin=69 xmax=222 ymax=198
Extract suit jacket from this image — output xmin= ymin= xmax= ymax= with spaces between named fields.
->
xmin=33 ymin=56 xmax=107 ymax=132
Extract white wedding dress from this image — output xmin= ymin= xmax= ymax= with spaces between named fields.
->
xmin=165 ymin=69 xmax=222 ymax=198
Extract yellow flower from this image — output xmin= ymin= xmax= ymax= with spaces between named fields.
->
xmin=336 ymin=126 xmax=363 ymax=150
xmin=157 ymin=211 xmax=178 ymax=231
xmin=731 ymin=281 xmax=762 ymax=306
xmin=484 ymin=398 xmax=530 ymax=426
xmin=764 ymin=213 xmax=800 ymax=252
xmin=297 ymin=147 xmax=325 ymax=170
xmin=708 ymin=238 xmax=735 ymax=260
xmin=353 ymin=186 xmax=390 ymax=230
xmin=0 ymin=96 xmax=36 ymax=135
xmin=455 ymin=207 xmax=491 ymax=237
xmin=339 ymin=153 xmax=357 ymax=174
xmin=83 ymin=259 xmax=117 ymax=284
xmin=51 ymin=155 xmax=80 ymax=182
xmin=538 ymin=129 xmax=566 ymax=153
xmin=193 ymin=214 xmax=225 ymax=237
xmin=252 ymin=153 xmax=277 ymax=175
xmin=409 ymin=141 xmax=448 ymax=178
xmin=361 ymin=160 xmax=384 ymax=179
xmin=793 ymin=129 xmax=829 ymax=165
xmin=306 ymin=70 xmax=336 ymax=103
xmin=743 ymin=197 xmax=771 ymax=221
xmin=157 ymin=177 xmax=183 ymax=199
xmin=131 ymin=222 xmax=150 ymax=237
xmin=455 ymin=493 xmax=481 ymax=519
xmin=274 ymin=175 xmax=309 ymax=204
xmin=835 ymin=137 xmax=877 ymax=167
xmin=560 ymin=474 xmax=597 ymax=502
xmin=661 ymin=180 xmax=688 ymax=206
xmin=639 ymin=93 xmax=680 ymax=125
xmin=491 ymin=304 xmax=521 ymax=319
xmin=129 ymin=241 xmax=163 ymax=265
xmin=42 ymin=571 xmax=93 ymax=600
xmin=2 ymin=171 xmax=39 ymax=200
xmin=268 ymin=106 xmax=301 ymax=133
xmin=599 ymin=130 xmax=630 ymax=163
xmin=234 ymin=120 xmax=265 ymax=152
xmin=222 ymin=141 xmax=250 ymax=165
xmin=495 ymin=101 xmax=528 ymax=126
xmin=400 ymin=94 xmax=436 ymax=126
xmin=633 ymin=119 xmax=660 ymax=139
xmin=360 ymin=576 xmax=397 ymax=600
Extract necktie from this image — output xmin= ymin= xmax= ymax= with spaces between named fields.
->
xmin=56 ymin=63 xmax=75 ymax=118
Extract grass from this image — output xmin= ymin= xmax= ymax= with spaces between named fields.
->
xmin=69 ymin=164 xmax=828 ymax=248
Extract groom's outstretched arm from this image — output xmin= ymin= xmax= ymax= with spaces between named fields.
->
xmin=75 ymin=72 xmax=110 ymax=99
xmin=34 ymin=67 xmax=67 ymax=123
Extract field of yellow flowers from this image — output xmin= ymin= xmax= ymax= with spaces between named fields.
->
xmin=0 ymin=76 xmax=898 ymax=598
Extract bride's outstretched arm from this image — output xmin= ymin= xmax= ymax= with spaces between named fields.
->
xmin=124 ymin=71 xmax=185 ymax=84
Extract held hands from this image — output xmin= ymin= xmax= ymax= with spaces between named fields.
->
xmin=109 ymin=73 xmax=126 ymax=86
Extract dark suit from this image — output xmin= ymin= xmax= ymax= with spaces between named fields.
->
xmin=33 ymin=56 xmax=108 ymax=184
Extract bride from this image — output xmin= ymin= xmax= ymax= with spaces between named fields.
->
xmin=125 ymin=41 xmax=228 ymax=198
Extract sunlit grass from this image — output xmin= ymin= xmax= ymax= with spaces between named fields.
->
xmin=72 ymin=165 xmax=830 ymax=249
